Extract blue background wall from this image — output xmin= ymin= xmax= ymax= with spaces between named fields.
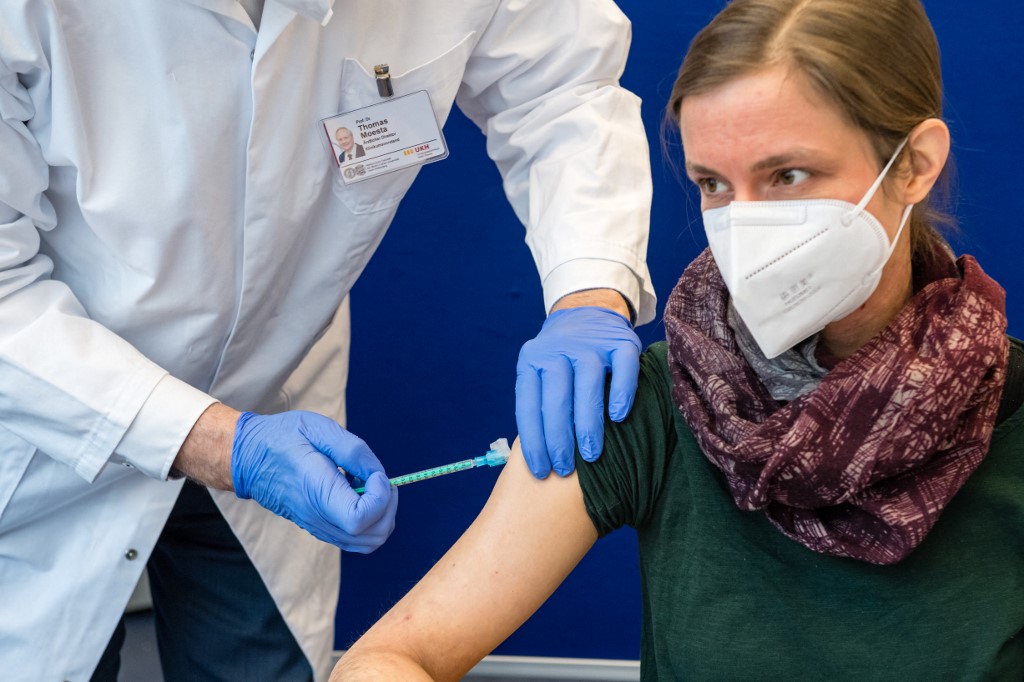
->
xmin=336 ymin=0 xmax=1024 ymax=657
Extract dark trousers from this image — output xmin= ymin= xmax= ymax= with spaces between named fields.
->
xmin=91 ymin=482 xmax=314 ymax=681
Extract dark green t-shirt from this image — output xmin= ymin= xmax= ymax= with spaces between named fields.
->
xmin=577 ymin=342 xmax=1024 ymax=681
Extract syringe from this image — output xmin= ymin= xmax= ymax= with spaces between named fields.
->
xmin=353 ymin=438 xmax=511 ymax=493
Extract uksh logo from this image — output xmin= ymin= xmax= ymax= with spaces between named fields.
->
xmin=343 ymin=164 xmax=367 ymax=180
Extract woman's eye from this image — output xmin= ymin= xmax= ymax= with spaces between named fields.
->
xmin=699 ymin=177 xmax=731 ymax=195
xmin=776 ymin=168 xmax=811 ymax=186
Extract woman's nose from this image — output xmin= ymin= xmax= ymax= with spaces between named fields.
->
xmin=732 ymin=185 xmax=762 ymax=202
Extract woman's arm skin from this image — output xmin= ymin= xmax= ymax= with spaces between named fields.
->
xmin=332 ymin=439 xmax=599 ymax=681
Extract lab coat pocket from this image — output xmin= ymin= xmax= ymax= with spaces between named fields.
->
xmin=331 ymin=31 xmax=477 ymax=215
xmin=0 ymin=429 xmax=36 ymax=526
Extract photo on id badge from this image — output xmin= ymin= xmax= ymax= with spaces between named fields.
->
xmin=320 ymin=90 xmax=449 ymax=185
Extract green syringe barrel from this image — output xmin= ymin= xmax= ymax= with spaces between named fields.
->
xmin=352 ymin=438 xmax=510 ymax=494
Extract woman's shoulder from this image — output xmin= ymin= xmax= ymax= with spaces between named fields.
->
xmin=641 ymin=341 xmax=672 ymax=380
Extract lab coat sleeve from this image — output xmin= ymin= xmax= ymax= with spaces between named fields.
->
xmin=456 ymin=0 xmax=656 ymax=324
xmin=0 ymin=55 xmax=214 ymax=483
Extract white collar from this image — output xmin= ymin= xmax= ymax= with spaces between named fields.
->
xmin=181 ymin=0 xmax=335 ymax=26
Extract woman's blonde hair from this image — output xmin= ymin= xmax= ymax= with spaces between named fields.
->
xmin=668 ymin=0 xmax=954 ymax=265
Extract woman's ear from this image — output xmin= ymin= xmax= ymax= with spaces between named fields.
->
xmin=902 ymin=118 xmax=950 ymax=205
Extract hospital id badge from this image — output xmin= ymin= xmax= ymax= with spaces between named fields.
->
xmin=320 ymin=90 xmax=448 ymax=184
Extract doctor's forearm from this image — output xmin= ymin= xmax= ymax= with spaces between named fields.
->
xmin=171 ymin=402 xmax=240 ymax=490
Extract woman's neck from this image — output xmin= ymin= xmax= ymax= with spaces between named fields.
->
xmin=820 ymin=260 xmax=914 ymax=361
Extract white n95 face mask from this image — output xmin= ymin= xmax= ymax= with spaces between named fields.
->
xmin=703 ymin=139 xmax=913 ymax=359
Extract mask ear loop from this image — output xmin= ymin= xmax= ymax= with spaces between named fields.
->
xmin=861 ymin=202 xmax=913 ymax=285
xmin=841 ymin=138 xmax=909 ymax=225
xmin=848 ymin=138 xmax=913 ymax=284
xmin=885 ymin=203 xmax=914 ymax=257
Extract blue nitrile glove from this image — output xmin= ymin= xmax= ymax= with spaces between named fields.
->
xmin=231 ymin=411 xmax=398 ymax=553
xmin=515 ymin=306 xmax=642 ymax=479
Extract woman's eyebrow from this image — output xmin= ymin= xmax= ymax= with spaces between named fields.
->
xmin=686 ymin=149 xmax=822 ymax=177
xmin=684 ymin=161 xmax=718 ymax=177
xmin=750 ymin=149 xmax=818 ymax=173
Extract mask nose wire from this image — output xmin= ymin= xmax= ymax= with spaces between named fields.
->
xmin=842 ymin=138 xmax=909 ymax=225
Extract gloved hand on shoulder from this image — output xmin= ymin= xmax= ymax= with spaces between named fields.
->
xmin=515 ymin=305 xmax=641 ymax=479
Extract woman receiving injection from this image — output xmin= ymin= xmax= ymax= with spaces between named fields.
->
xmin=335 ymin=1 xmax=1024 ymax=679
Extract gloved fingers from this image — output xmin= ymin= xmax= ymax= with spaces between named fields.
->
xmin=303 ymin=416 xmax=387 ymax=482
xmin=572 ymin=355 xmax=608 ymax=462
xmin=231 ymin=410 xmax=399 ymax=552
xmin=337 ymin=530 xmax=391 ymax=554
xmin=541 ymin=355 xmax=576 ymax=477
xmin=515 ymin=360 xmax=552 ymax=480
xmin=341 ymin=473 xmax=399 ymax=554
xmin=319 ymin=520 xmax=395 ymax=554
xmin=307 ymin=470 xmax=396 ymax=549
xmin=607 ymin=341 xmax=642 ymax=422
xmin=328 ymin=470 xmax=395 ymax=535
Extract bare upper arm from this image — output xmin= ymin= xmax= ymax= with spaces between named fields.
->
xmin=333 ymin=438 xmax=599 ymax=681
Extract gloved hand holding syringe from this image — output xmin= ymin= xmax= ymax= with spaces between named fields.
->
xmin=352 ymin=438 xmax=511 ymax=494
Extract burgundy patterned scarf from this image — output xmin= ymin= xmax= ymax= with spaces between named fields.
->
xmin=664 ymin=249 xmax=1008 ymax=564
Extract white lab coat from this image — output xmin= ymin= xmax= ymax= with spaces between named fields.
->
xmin=0 ymin=0 xmax=654 ymax=679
